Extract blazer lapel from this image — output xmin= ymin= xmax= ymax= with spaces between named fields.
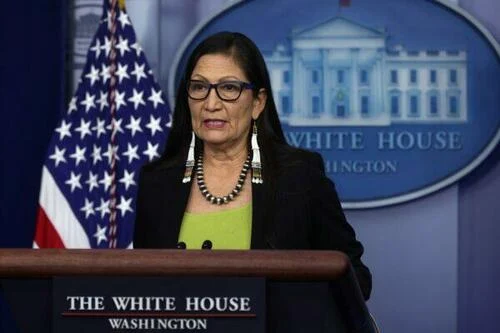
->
xmin=156 ymin=166 xmax=191 ymax=248
xmin=251 ymin=181 xmax=268 ymax=249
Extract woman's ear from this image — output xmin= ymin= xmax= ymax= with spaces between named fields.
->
xmin=252 ymin=88 xmax=267 ymax=120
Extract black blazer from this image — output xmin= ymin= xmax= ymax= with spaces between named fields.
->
xmin=134 ymin=148 xmax=372 ymax=300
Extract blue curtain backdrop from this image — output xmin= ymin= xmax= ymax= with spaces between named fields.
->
xmin=0 ymin=1 xmax=67 ymax=331
xmin=0 ymin=1 xmax=67 ymax=247
xmin=457 ymin=3 xmax=500 ymax=333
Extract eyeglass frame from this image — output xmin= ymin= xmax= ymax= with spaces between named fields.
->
xmin=186 ymin=79 xmax=255 ymax=102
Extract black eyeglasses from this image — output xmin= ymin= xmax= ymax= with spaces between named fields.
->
xmin=187 ymin=80 xmax=254 ymax=102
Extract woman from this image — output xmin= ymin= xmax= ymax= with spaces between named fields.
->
xmin=134 ymin=31 xmax=371 ymax=301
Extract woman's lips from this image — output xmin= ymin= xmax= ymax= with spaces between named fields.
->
xmin=203 ymin=119 xmax=226 ymax=129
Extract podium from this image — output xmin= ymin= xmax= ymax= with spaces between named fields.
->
xmin=0 ymin=249 xmax=375 ymax=333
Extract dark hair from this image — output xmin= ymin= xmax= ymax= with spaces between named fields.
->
xmin=159 ymin=31 xmax=288 ymax=178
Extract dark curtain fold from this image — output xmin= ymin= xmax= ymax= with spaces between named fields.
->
xmin=0 ymin=1 xmax=67 ymax=331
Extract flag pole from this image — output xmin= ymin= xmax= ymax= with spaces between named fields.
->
xmin=108 ymin=0 xmax=119 ymax=248
xmin=337 ymin=1 xmax=341 ymax=17
xmin=337 ymin=0 xmax=351 ymax=17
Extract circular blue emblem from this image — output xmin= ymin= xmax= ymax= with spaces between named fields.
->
xmin=170 ymin=0 xmax=500 ymax=208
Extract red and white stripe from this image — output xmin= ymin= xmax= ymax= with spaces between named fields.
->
xmin=34 ymin=166 xmax=90 ymax=248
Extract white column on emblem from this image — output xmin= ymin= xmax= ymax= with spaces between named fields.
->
xmin=322 ymin=49 xmax=329 ymax=118
xmin=292 ymin=48 xmax=300 ymax=117
xmin=350 ymin=48 xmax=360 ymax=120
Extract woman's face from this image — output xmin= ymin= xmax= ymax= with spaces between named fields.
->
xmin=188 ymin=53 xmax=265 ymax=151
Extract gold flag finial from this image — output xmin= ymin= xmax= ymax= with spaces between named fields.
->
xmin=118 ymin=0 xmax=126 ymax=10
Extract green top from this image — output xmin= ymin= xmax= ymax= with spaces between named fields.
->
xmin=178 ymin=203 xmax=252 ymax=250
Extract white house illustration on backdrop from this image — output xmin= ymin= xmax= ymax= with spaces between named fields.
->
xmin=264 ymin=17 xmax=468 ymax=126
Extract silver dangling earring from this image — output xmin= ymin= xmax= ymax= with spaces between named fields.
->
xmin=182 ymin=132 xmax=195 ymax=183
xmin=251 ymin=122 xmax=263 ymax=184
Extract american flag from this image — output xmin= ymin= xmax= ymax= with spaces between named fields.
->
xmin=34 ymin=0 xmax=170 ymax=248
xmin=340 ymin=0 xmax=351 ymax=7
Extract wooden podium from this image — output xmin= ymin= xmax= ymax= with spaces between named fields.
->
xmin=0 ymin=249 xmax=375 ymax=333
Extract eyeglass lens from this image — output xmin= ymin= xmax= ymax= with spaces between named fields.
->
xmin=188 ymin=81 xmax=245 ymax=101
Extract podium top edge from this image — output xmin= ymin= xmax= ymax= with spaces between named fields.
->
xmin=0 ymin=249 xmax=350 ymax=280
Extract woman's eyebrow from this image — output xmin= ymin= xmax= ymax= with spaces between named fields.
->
xmin=190 ymin=74 xmax=242 ymax=82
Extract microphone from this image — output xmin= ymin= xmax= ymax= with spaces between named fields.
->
xmin=176 ymin=241 xmax=186 ymax=249
xmin=201 ymin=240 xmax=213 ymax=250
